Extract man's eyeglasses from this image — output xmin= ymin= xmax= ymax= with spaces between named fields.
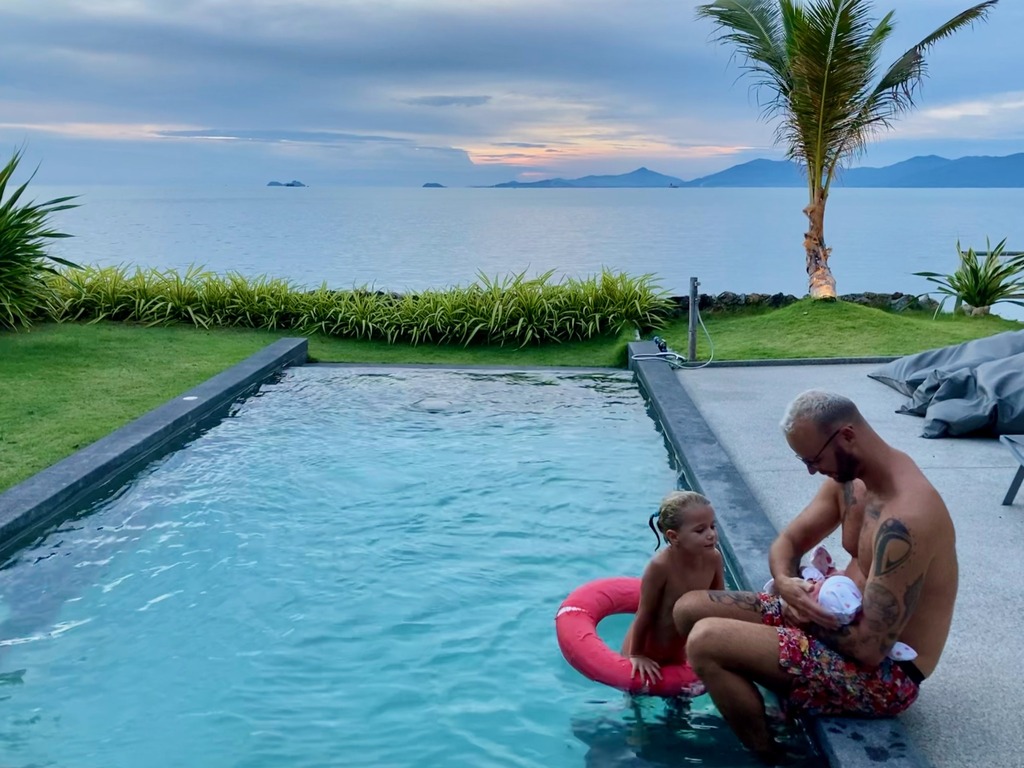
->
xmin=797 ymin=427 xmax=843 ymax=468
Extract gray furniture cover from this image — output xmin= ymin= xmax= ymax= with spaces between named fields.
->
xmin=868 ymin=330 xmax=1024 ymax=438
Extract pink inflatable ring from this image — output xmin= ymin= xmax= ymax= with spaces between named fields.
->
xmin=555 ymin=576 xmax=705 ymax=698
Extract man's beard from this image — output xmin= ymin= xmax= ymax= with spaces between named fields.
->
xmin=832 ymin=445 xmax=859 ymax=483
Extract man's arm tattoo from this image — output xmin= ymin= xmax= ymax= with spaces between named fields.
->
xmin=816 ymin=581 xmax=901 ymax=658
xmin=865 ymin=501 xmax=882 ymax=520
xmin=864 ymin=581 xmax=902 ymax=655
xmin=707 ymin=591 xmax=762 ymax=614
xmin=863 ymin=582 xmax=901 ymax=633
xmin=810 ymin=619 xmax=854 ymax=652
xmin=873 ymin=518 xmax=912 ymax=576
xmin=903 ymin=574 xmax=924 ymax=620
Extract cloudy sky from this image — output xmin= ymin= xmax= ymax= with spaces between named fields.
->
xmin=1 ymin=0 xmax=1021 ymax=186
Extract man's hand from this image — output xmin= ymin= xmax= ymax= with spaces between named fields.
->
xmin=776 ymin=576 xmax=841 ymax=629
xmin=629 ymin=655 xmax=662 ymax=686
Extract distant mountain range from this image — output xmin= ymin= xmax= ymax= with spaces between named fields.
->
xmin=490 ymin=153 xmax=1024 ymax=188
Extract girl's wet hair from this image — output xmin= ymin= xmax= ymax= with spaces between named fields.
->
xmin=649 ymin=490 xmax=711 ymax=549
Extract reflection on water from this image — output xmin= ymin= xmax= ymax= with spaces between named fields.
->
xmin=572 ymin=695 xmax=819 ymax=767
xmin=585 ymin=616 xmax=820 ymax=766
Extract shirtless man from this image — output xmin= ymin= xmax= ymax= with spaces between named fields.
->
xmin=671 ymin=390 xmax=959 ymax=762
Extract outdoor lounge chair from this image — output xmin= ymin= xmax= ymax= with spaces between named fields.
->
xmin=1001 ymin=435 xmax=1024 ymax=505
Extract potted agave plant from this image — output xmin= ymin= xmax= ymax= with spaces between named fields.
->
xmin=914 ymin=238 xmax=1024 ymax=318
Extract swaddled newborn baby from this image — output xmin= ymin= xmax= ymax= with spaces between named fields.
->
xmin=766 ymin=547 xmax=917 ymax=661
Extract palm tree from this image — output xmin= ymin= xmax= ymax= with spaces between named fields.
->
xmin=696 ymin=0 xmax=999 ymax=298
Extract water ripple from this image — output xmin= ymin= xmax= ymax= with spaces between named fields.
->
xmin=0 ymin=369 xmax=817 ymax=766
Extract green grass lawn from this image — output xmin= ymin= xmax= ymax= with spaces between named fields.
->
xmin=668 ymin=299 xmax=1023 ymax=360
xmin=2 ymin=304 xmax=1021 ymax=492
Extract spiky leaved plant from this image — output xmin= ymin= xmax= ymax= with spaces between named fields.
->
xmin=915 ymin=238 xmax=1024 ymax=317
xmin=46 ymin=266 xmax=672 ymax=346
xmin=0 ymin=149 xmax=79 ymax=329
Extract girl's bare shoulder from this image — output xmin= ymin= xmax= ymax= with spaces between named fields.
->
xmin=643 ymin=549 xmax=672 ymax=576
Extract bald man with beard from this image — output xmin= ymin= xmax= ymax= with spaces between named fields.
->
xmin=671 ymin=390 xmax=959 ymax=764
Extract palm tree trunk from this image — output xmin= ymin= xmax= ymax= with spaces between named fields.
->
xmin=803 ymin=190 xmax=837 ymax=298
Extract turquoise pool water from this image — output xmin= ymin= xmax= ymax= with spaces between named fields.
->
xmin=0 ymin=368 xmax=817 ymax=766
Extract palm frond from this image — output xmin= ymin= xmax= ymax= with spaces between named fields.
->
xmin=910 ymin=0 xmax=998 ymax=52
xmin=783 ymin=0 xmax=886 ymax=181
xmin=841 ymin=1 xmax=998 ymax=159
xmin=696 ymin=1 xmax=792 ymax=116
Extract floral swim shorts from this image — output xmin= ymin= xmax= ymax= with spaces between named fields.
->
xmin=757 ymin=592 xmax=921 ymax=717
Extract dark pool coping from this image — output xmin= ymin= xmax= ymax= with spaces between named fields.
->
xmin=0 ymin=337 xmax=308 ymax=558
xmin=307 ymin=362 xmax=625 ymax=374
xmin=627 ymin=340 xmax=932 ymax=768
xmin=698 ymin=356 xmax=899 ymax=367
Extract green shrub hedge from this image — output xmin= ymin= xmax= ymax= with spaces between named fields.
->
xmin=42 ymin=265 xmax=672 ymax=345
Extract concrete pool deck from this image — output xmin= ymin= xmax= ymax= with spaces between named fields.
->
xmin=669 ymin=359 xmax=1022 ymax=768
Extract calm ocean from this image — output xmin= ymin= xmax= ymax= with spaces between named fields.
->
xmin=38 ymin=185 xmax=1024 ymax=319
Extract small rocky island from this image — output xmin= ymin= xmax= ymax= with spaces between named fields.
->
xmin=422 ymin=182 xmax=446 ymax=188
xmin=267 ymin=180 xmax=307 ymax=187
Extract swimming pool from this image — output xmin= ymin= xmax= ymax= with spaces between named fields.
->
xmin=0 ymin=366 xmax=817 ymax=766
